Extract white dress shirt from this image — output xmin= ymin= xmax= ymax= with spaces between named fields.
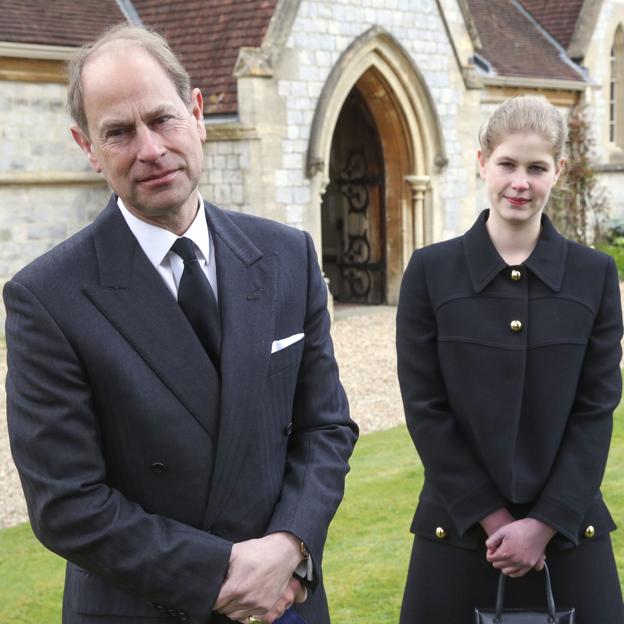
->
xmin=117 ymin=193 xmax=218 ymax=302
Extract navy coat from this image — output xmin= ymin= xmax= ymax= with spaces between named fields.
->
xmin=5 ymin=196 xmax=357 ymax=624
xmin=397 ymin=210 xmax=622 ymax=551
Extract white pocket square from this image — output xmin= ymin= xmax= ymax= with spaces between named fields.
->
xmin=271 ymin=333 xmax=305 ymax=354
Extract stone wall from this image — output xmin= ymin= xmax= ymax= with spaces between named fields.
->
xmin=271 ymin=0 xmax=478 ymax=240
xmin=581 ymin=0 xmax=624 ymax=219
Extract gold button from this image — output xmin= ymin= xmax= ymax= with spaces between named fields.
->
xmin=435 ymin=527 xmax=446 ymax=539
xmin=510 ymin=320 xmax=522 ymax=333
xmin=511 ymin=269 xmax=522 ymax=281
xmin=584 ymin=525 xmax=595 ymax=538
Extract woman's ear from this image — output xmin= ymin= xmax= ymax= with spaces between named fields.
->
xmin=553 ymin=158 xmax=566 ymax=184
xmin=477 ymin=149 xmax=487 ymax=180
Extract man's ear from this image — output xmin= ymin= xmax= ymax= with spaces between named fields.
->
xmin=190 ymin=88 xmax=206 ymax=142
xmin=70 ymin=125 xmax=102 ymax=173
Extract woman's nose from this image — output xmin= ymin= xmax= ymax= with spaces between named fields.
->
xmin=511 ymin=172 xmax=529 ymax=191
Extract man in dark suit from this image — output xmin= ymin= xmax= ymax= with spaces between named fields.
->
xmin=4 ymin=24 xmax=357 ymax=624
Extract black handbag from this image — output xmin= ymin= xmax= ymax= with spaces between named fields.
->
xmin=475 ymin=563 xmax=575 ymax=623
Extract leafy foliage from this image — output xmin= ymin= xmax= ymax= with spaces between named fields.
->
xmin=548 ymin=105 xmax=609 ymax=244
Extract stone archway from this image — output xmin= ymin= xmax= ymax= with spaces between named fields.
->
xmin=307 ymin=26 xmax=447 ymax=304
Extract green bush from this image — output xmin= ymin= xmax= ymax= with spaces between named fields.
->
xmin=596 ymin=244 xmax=624 ymax=280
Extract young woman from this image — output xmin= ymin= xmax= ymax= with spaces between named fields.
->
xmin=396 ymin=96 xmax=624 ymax=623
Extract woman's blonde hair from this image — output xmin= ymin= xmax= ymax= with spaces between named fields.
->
xmin=479 ymin=96 xmax=567 ymax=161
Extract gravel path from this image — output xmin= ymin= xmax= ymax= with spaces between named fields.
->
xmin=0 ymin=306 xmax=403 ymax=529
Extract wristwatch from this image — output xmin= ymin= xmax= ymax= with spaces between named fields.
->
xmin=299 ymin=541 xmax=310 ymax=561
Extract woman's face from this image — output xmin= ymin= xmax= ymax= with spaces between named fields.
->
xmin=478 ymin=132 xmax=564 ymax=226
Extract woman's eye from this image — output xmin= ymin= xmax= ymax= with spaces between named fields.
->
xmin=530 ymin=165 xmax=547 ymax=173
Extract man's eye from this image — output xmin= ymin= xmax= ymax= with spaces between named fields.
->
xmin=499 ymin=162 xmax=514 ymax=169
xmin=153 ymin=115 xmax=174 ymax=125
xmin=106 ymin=128 xmax=127 ymax=139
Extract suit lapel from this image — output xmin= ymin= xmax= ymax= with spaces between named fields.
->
xmin=202 ymin=202 xmax=275 ymax=528
xmin=84 ymin=198 xmax=221 ymax=438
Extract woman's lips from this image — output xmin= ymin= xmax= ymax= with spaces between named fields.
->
xmin=505 ymin=196 xmax=531 ymax=206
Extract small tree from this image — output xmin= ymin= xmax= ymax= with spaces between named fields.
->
xmin=548 ymin=104 xmax=609 ymax=244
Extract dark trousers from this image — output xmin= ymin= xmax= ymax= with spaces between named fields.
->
xmin=400 ymin=534 xmax=624 ymax=624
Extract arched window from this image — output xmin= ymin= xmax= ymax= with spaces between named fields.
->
xmin=611 ymin=25 xmax=624 ymax=148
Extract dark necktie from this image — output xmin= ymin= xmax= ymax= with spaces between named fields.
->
xmin=171 ymin=237 xmax=221 ymax=366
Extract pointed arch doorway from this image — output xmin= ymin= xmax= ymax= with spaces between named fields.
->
xmin=321 ymin=86 xmax=386 ymax=304
xmin=309 ymin=27 xmax=447 ymax=305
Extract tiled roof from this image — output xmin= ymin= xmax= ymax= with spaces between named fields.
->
xmin=0 ymin=0 xmax=586 ymax=112
xmin=467 ymin=0 xmax=584 ymax=82
xmin=131 ymin=0 xmax=279 ymax=116
xmin=0 ymin=0 xmax=278 ymax=116
xmin=518 ymin=0 xmax=584 ymax=49
xmin=0 ymin=0 xmax=124 ymax=47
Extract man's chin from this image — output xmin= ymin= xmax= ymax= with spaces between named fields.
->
xmin=127 ymin=186 xmax=197 ymax=217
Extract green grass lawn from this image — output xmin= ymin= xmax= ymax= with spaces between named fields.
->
xmin=1 ymin=412 xmax=623 ymax=623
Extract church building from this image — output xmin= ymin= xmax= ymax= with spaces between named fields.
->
xmin=0 ymin=0 xmax=623 ymax=316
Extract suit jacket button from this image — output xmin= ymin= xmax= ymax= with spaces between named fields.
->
xmin=510 ymin=269 xmax=522 ymax=281
xmin=510 ymin=320 xmax=522 ymax=333
xmin=151 ymin=462 xmax=166 ymax=474
xmin=584 ymin=525 xmax=595 ymax=538
xmin=435 ymin=526 xmax=447 ymax=539
xmin=284 ymin=422 xmax=294 ymax=436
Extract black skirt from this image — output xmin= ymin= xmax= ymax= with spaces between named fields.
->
xmin=400 ymin=533 xmax=623 ymax=624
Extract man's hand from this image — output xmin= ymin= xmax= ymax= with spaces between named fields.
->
xmin=238 ymin=577 xmax=307 ymax=623
xmin=485 ymin=518 xmax=556 ymax=577
xmin=214 ymin=532 xmax=303 ymax=621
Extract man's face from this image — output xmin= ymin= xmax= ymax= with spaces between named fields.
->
xmin=71 ymin=47 xmax=206 ymax=226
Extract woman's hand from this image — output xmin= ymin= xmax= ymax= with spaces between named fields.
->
xmin=480 ymin=507 xmax=515 ymax=537
xmin=485 ymin=518 xmax=556 ymax=577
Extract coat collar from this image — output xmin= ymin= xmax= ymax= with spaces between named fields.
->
xmin=463 ymin=209 xmax=567 ymax=293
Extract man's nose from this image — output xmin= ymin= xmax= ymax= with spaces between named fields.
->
xmin=135 ymin=126 xmax=165 ymax=162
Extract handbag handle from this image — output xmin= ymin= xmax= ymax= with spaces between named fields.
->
xmin=494 ymin=562 xmax=557 ymax=623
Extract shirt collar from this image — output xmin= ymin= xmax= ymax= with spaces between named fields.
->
xmin=463 ymin=209 xmax=567 ymax=293
xmin=117 ymin=193 xmax=211 ymax=268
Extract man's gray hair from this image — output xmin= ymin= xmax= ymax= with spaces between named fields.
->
xmin=67 ymin=23 xmax=192 ymax=136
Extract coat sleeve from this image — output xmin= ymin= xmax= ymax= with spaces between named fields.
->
xmin=4 ymin=279 xmax=231 ymax=624
xmin=396 ymin=249 xmax=506 ymax=536
xmin=528 ymin=256 xmax=623 ymax=543
xmin=265 ymin=231 xmax=358 ymax=582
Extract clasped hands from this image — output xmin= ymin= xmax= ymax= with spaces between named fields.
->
xmin=481 ymin=508 xmax=556 ymax=578
xmin=214 ymin=532 xmax=308 ymax=623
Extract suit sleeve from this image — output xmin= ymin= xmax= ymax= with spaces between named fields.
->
xmin=265 ymin=232 xmax=358 ymax=581
xmin=396 ymin=250 xmax=506 ymax=536
xmin=4 ymin=279 xmax=231 ymax=624
xmin=528 ymin=256 xmax=623 ymax=543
